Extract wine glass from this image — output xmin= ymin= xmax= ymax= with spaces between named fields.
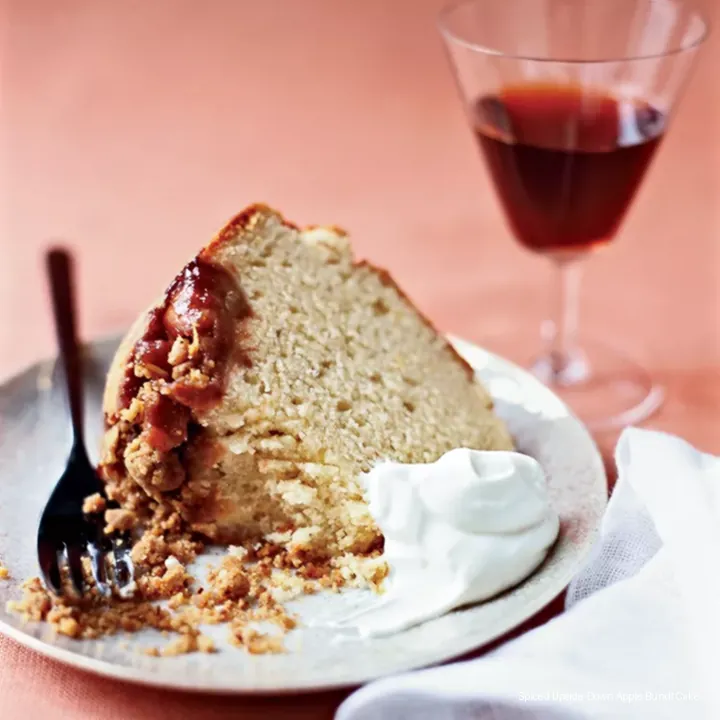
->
xmin=439 ymin=0 xmax=709 ymax=430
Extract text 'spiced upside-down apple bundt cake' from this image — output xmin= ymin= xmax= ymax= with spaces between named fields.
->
xmin=99 ymin=204 xmax=513 ymax=561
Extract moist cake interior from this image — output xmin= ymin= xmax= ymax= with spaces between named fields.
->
xmin=99 ymin=204 xmax=514 ymax=560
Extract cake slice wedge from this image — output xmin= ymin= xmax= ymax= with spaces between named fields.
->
xmin=99 ymin=204 xmax=513 ymax=560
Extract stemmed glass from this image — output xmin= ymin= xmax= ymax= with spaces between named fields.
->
xmin=439 ymin=0 xmax=708 ymax=430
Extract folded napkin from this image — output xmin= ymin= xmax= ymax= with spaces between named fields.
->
xmin=337 ymin=428 xmax=720 ymax=720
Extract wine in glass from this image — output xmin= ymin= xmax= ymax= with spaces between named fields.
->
xmin=439 ymin=0 xmax=708 ymax=429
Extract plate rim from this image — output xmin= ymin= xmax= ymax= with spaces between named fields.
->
xmin=0 ymin=334 xmax=607 ymax=694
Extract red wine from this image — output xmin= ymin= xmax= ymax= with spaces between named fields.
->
xmin=473 ymin=84 xmax=666 ymax=256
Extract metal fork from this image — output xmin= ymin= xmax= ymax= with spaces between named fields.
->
xmin=37 ymin=248 xmax=134 ymax=598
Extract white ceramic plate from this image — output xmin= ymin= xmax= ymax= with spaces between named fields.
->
xmin=0 ymin=335 xmax=606 ymax=693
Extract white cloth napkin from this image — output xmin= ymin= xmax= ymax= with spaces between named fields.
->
xmin=337 ymin=428 xmax=720 ymax=720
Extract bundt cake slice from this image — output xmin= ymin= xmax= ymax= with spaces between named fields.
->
xmin=99 ymin=204 xmax=513 ymax=559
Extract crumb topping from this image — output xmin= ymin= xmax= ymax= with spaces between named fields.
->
xmin=100 ymin=258 xmax=252 ymax=509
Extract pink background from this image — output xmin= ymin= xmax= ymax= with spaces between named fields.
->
xmin=1 ymin=0 xmax=718 ymax=718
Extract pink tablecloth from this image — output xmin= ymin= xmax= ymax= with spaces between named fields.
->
xmin=1 ymin=1 xmax=718 ymax=718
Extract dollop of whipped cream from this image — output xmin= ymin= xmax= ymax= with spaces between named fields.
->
xmin=330 ymin=449 xmax=559 ymax=637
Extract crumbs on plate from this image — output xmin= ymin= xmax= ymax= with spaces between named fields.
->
xmin=7 ymin=510 xmax=386 ymax=657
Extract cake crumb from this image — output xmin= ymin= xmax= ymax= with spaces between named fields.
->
xmin=82 ymin=493 xmax=106 ymax=514
xmin=206 ymin=556 xmax=250 ymax=601
xmin=104 ymin=508 xmax=137 ymax=534
xmin=162 ymin=633 xmax=198 ymax=657
xmin=0 ymin=565 xmax=9 ymax=580
xmin=228 ymin=545 xmax=248 ymax=560
xmin=138 ymin=562 xmax=192 ymax=601
xmin=57 ymin=617 xmax=81 ymax=638
xmin=197 ymin=634 xmax=216 ymax=654
xmin=230 ymin=625 xmax=285 ymax=655
xmin=168 ymin=591 xmax=190 ymax=610
xmin=130 ymin=528 xmax=200 ymax=570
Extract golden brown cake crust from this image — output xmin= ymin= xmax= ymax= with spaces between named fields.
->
xmin=203 ymin=203 xmax=299 ymax=257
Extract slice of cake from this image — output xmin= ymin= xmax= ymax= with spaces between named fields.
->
xmin=99 ymin=204 xmax=513 ymax=561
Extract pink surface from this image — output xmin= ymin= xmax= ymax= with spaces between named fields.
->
xmin=0 ymin=1 xmax=718 ymax=718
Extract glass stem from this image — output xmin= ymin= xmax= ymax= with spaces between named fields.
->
xmin=548 ymin=259 xmax=584 ymax=382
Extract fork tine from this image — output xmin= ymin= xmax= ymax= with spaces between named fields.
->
xmin=87 ymin=541 xmax=111 ymax=597
xmin=113 ymin=536 xmax=135 ymax=595
xmin=37 ymin=539 xmax=62 ymax=596
xmin=65 ymin=542 xmax=86 ymax=595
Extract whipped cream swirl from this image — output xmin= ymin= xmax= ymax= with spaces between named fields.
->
xmin=331 ymin=448 xmax=559 ymax=637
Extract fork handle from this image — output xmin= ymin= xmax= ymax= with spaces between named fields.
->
xmin=47 ymin=248 xmax=85 ymax=442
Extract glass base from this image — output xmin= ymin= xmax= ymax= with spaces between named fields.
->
xmin=478 ymin=329 xmax=664 ymax=432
